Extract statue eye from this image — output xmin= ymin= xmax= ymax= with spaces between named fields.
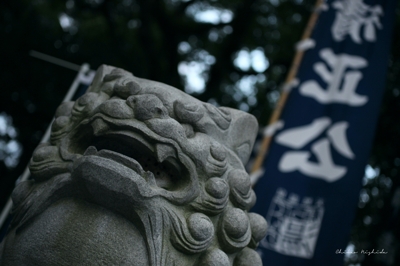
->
xmin=174 ymin=101 xmax=204 ymax=124
xmin=182 ymin=123 xmax=195 ymax=138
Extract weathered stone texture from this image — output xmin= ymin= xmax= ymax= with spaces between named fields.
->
xmin=0 ymin=65 xmax=267 ymax=266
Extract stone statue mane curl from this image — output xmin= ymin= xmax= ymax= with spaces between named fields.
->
xmin=0 ymin=65 xmax=267 ymax=266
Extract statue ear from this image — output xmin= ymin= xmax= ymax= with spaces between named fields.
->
xmin=87 ymin=64 xmax=116 ymax=93
xmin=220 ymin=107 xmax=258 ymax=165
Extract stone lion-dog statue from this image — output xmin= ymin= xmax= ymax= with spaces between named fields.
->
xmin=0 ymin=65 xmax=267 ymax=266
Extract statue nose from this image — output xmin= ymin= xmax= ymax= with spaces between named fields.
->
xmin=127 ymin=94 xmax=168 ymax=121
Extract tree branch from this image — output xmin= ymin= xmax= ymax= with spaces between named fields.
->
xmin=198 ymin=0 xmax=260 ymax=102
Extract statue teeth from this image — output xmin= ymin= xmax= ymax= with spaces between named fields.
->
xmin=155 ymin=143 xmax=176 ymax=163
xmin=91 ymin=118 xmax=110 ymax=136
xmin=84 ymin=146 xmax=98 ymax=156
xmin=155 ymin=143 xmax=182 ymax=176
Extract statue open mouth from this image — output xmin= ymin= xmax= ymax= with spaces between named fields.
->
xmin=83 ymin=132 xmax=185 ymax=190
xmin=60 ymin=113 xmax=199 ymax=208
xmin=53 ymin=101 xmax=193 ymax=187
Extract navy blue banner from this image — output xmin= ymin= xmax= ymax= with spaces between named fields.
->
xmin=252 ymin=0 xmax=396 ymax=265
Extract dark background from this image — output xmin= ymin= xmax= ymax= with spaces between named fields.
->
xmin=0 ymin=0 xmax=399 ymax=265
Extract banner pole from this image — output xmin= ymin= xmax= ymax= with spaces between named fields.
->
xmin=251 ymin=0 xmax=325 ymax=175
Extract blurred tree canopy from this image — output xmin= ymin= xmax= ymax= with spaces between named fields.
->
xmin=0 ymin=0 xmax=399 ymax=265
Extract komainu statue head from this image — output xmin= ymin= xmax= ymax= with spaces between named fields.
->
xmin=0 ymin=66 xmax=267 ymax=266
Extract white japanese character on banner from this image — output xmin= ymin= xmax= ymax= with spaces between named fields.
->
xmin=331 ymin=0 xmax=383 ymax=43
xmin=260 ymin=188 xmax=325 ymax=258
xmin=299 ymin=48 xmax=368 ymax=106
xmin=276 ymin=117 xmax=355 ymax=182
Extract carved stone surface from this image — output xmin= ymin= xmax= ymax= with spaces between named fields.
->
xmin=0 ymin=65 xmax=267 ymax=266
